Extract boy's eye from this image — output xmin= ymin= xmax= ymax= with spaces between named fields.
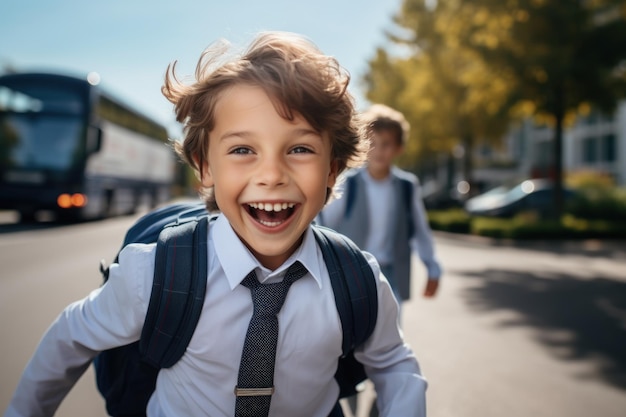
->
xmin=230 ymin=147 xmax=253 ymax=155
xmin=290 ymin=146 xmax=314 ymax=154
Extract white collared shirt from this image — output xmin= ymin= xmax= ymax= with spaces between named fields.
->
xmin=6 ymin=214 xmax=426 ymax=417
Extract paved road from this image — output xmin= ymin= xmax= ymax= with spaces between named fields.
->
xmin=386 ymin=232 xmax=626 ymax=417
xmin=1 ymin=212 xmax=625 ymax=416
xmin=0 ymin=213 xmax=131 ymax=417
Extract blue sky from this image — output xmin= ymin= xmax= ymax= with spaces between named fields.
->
xmin=1 ymin=0 xmax=402 ymax=136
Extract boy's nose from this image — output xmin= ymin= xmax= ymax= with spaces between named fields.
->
xmin=254 ymin=157 xmax=287 ymax=187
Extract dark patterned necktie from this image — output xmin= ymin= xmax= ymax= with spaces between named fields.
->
xmin=234 ymin=261 xmax=307 ymax=417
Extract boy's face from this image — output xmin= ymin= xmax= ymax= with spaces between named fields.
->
xmin=201 ymin=84 xmax=338 ymax=270
xmin=367 ymin=128 xmax=403 ymax=178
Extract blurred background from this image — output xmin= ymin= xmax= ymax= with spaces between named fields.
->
xmin=1 ymin=1 xmax=626 ymax=417
xmin=3 ymin=0 xmax=626 ymax=234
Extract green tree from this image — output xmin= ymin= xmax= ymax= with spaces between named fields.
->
xmin=364 ymin=0 xmax=516 ymax=194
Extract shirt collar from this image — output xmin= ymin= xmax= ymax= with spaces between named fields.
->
xmin=362 ymin=166 xmax=393 ymax=184
xmin=213 ymin=214 xmax=325 ymax=290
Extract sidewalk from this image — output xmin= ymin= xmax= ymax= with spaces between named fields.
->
xmin=433 ymin=230 xmax=626 ymax=260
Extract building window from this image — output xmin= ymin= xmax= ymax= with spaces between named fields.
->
xmin=536 ymin=141 xmax=553 ymax=167
xmin=602 ymin=134 xmax=616 ymax=162
xmin=582 ymin=137 xmax=598 ymax=163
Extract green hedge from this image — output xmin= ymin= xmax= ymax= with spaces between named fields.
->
xmin=427 ymin=177 xmax=626 ymax=239
xmin=568 ymin=188 xmax=626 ymax=221
xmin=427 ymin=209 xmax=471 ymax=234
xmin=427 ymin=209 xmax=626 ymax=239
xmin=566 ymin=174 xmax=626 ymax=221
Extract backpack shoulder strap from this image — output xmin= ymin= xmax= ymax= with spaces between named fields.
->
xmin=311 ymin=225 xmax=378 ymax=354
xmin=399 ymin=177 xmax=415 ymax=237
xmin=139 ymin=215 xmax=209 ymax=368
xmin=344 ymin=173 xmax=359 ymax=219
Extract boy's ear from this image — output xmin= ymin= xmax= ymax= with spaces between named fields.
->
xmin=327 ymin=159 xmax=339 ymax=189
xmin=198 ymin=159 xmax=215 ymax=188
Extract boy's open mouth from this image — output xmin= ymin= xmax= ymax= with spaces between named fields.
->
xmin=246 ymin=202 xmax=296 ymax=227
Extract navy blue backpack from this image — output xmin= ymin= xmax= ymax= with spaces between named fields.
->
xmin=94 ymin=202 xmax=378 ymax=417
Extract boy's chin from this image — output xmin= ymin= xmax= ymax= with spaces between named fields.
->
xmin=249 ymin=238 xmax=305 ymax=270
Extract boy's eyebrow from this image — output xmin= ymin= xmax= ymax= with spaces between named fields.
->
xmin=218 ymin=130 xmax=253 ymax=141
xmin=218 ymin=127 xmax=323 ymax=142
xmin=290 ymin=127 xmax=324 ymax=139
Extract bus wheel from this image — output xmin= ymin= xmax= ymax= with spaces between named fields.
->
xmin=103 ymin=190 xmax=114 ymax=218
xmin=150 ymin=191 xmax=158 ymax=209
xmin=18 ymin=210 xmax=37 ymax=223
xmin=127 ymin=192 xmax=139 ymax=215
xmin=56 ymin=211 xmax=78 ymax=223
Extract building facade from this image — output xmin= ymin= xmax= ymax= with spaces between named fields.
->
xmin=472 ymin=100 xmax=626 ymax=189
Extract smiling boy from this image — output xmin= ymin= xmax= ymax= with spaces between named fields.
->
xmin=6 ymin=32 xmax=427 ymax=417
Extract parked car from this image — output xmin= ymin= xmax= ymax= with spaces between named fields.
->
xmin=464 ymin=179 xmax=576 ymax=218
xmin=422 ymin=180 xmax=489 ymax=210
xmin=422 ymin=186 xmax=465 ymax=210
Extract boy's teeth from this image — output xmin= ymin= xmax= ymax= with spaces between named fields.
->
xmin=249 ymin=202 xmax=295 ymax=212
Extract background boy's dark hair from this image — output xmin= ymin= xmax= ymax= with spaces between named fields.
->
xmin=162 ymin=31 xmax=369 ymax=211
xmin=362 ymin=103 xmax=410 ymax=147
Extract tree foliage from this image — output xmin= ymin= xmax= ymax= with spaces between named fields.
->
xmin=364 ymin=0 xmax=517 ymax=185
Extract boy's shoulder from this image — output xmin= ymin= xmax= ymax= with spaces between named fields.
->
xmin=347 ymin=165 xmax=418 ymax=185
xmin=391 ymin=166 xmax=419 ymax=185
xmin=343 ymin=167 xmax=363 ymax=181
xmin=115 ymin=241 xmax=158 ymax=274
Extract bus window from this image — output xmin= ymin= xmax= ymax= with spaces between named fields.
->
xmin=0 ymin=86 xmax=43 ymax=113
xmin=3 ymin=114 xmax=84 ymax=171
xmin=0 ymin=84 xmax=84 ymax=115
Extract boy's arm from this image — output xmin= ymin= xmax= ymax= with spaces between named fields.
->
xmin=410 ymin=179 xmax=442 ymax=296
xmin=355 ymin=253 xmax=427 ymax=417
xmin=5 ymin=244 xmax=154 ymax=417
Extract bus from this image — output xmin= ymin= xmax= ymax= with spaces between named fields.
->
xmin=0 ymin=72 xmax=177 ymax=222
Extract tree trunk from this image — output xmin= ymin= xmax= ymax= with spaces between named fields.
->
xmin=462 ymin=133 xmax=475 ymax=196
xmin=552 ymin=85 xmax=565 ymax=221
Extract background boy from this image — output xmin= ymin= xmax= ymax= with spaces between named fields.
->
xmin=319 ymin=103 xmax=442 ymax=311
xmin=5 ymin=33 xmax=427 ymax=417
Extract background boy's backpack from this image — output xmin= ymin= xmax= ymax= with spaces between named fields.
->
xmin=94 ymin=202 xmax=378 ymax=416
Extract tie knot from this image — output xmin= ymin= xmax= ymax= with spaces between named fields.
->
xmin=241 ymin=261 xmax=307 ymax=316
xmin=241 ymin=261 xmax=307 ymax=289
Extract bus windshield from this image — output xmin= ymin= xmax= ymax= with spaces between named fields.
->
xmin=1 ymin=113 xmax=84 ymax=171
xmin=0 ymin=80 xmax=87 ymax=172
xmin=0 ymin=84 xmax=84 ymax=114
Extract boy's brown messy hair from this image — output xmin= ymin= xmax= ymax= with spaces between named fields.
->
xmin=162 ymin=31 xmax=368 ymax=211
xmin=362 ymin=103 xmax=410 ymax=147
